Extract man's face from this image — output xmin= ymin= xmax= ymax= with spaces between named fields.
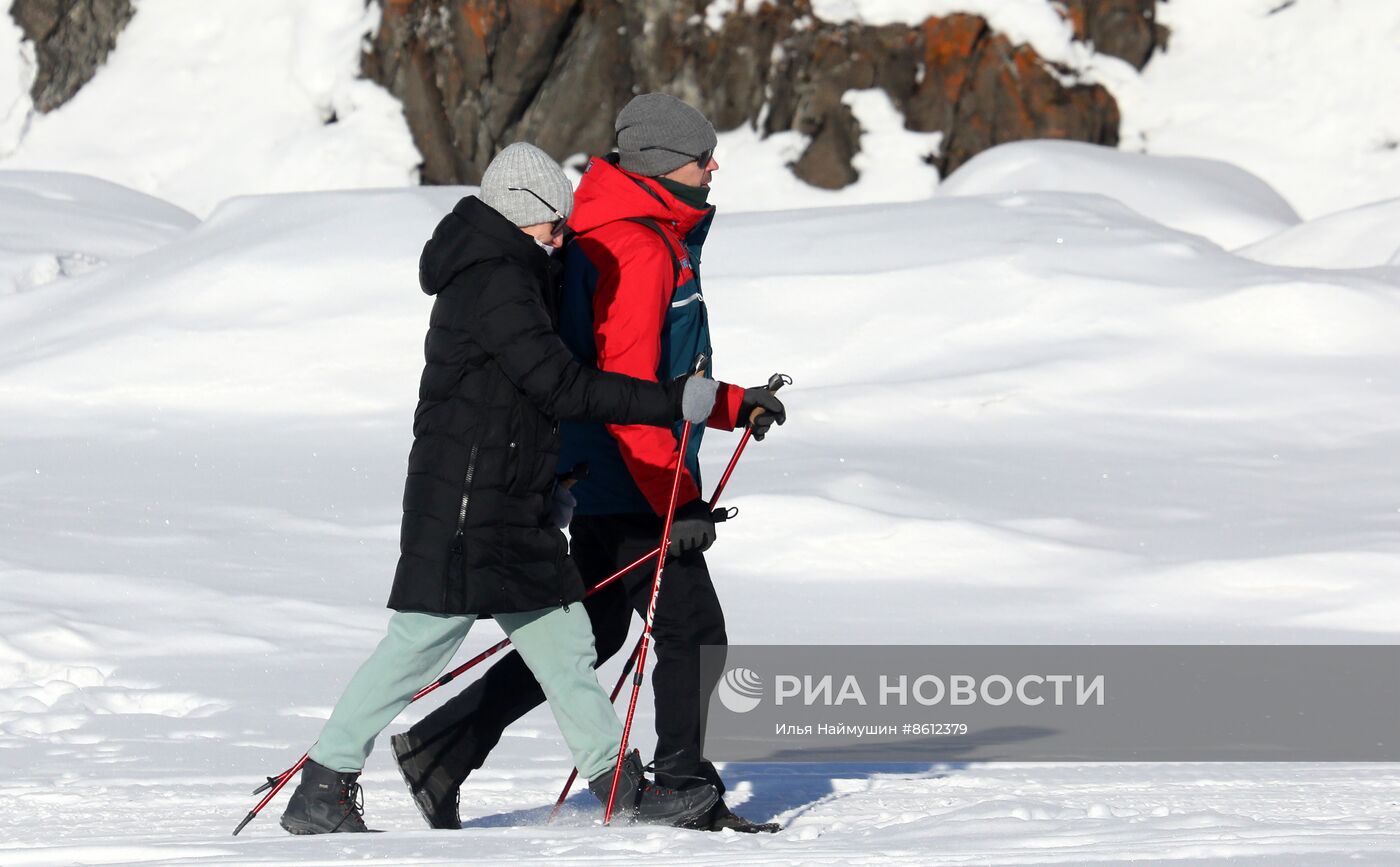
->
xmin=662 ymin=151 xmax=720 ymax=188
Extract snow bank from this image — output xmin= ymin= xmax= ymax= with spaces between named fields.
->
xmin=1237 ymin=197 xmax=1400 ymax=271
xmin=0 ymin=182 xmax=462 ymax=414
xmin=0 ymin=171 xmax=197 ymax=293
xmin=938 ymin=139 xmax=1300 ymax=250
xmin=0 ymin=0 xmax=420 ymax=217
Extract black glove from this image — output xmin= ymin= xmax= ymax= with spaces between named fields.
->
xmin=667 ymin=499 xmax=717 ymax=556
xmin=739 ymin=387 xmax=786 ymax=441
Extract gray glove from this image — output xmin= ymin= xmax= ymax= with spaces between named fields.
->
xmin=681 ymin=375 xmax=719 ymax=424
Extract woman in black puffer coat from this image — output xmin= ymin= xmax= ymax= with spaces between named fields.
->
xmin=388 ymin=186 xmax=683 ymax=616
xmin=279 ymin=144 xmax=723 ymax=836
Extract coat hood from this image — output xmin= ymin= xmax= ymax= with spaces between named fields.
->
xmin=567 ymin=155 xmax=713 ymax=238
xmin=418 ymin=195 xmax=547 ymax=297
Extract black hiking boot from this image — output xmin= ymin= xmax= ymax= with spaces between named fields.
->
xmin=279 ymin=759 xmax=375 ymax=834
xmin=682 ymin=799 xmax=783 ymax=833
xmin=390 ymin=731 xmax=462 ymax=830
xmin=588 ymin=750 xmax=718 ymax=826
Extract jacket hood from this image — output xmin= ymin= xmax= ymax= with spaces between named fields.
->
xmin=568 ymin=155 xmax=713 ymax=238
xmin=419 ymin=195 xmax=546 ymax=297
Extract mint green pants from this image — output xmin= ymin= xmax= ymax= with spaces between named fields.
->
xmin=309 ymin=606 xmax=621 ymax=782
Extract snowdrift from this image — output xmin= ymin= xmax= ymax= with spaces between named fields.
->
xmin=0 ymin=170 xmax=196 ymax=294
xmin=937 ymin=140 xmax=1300 ymax=250
xmin=1237 ymin=197 xmax=1400 ymax=271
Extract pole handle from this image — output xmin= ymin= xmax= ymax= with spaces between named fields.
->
xmin=747 ymin=372 xmax=791 ymax=425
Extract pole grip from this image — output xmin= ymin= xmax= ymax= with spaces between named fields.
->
xmin=747 ymin=372 xmax=791 ymax=425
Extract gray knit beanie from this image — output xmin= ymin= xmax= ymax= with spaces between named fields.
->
xmin=615 ymin=93 xmax=718 ymax=177
xmin=479 ymin=142 xmax=574 ymax=227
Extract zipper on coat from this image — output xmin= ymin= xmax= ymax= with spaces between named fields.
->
xmin=452 ymin=442 xmax=481 ymax=546
xmin=446 ymin=442 xmax=480 ymax=610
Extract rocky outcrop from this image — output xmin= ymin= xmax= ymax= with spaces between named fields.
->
xmin=365 ymin=0 xmax=1158 ymax=188
xmin=1061 ymin=0 xmax=1166 ymax=70
xmin=11 ymin=0 xmax=134 ymax=113
xmin=904 ymin=14 xmax=1122 ymax=177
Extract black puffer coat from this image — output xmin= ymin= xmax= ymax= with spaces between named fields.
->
xmin=387 ymin=196 xmax=685 ymax=616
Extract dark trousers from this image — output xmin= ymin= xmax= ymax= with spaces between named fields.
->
xmin=404 ymin=512 xmax=729 ymax=794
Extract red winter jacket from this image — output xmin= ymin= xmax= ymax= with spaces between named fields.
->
xmin=564 ymin=157 xmax=744 ymax=514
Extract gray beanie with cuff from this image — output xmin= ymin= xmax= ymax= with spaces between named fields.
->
xmin=615 ymin=93 xmax=718 ymax=177
xmin=480 ymin=142 xmax=574 ymax=227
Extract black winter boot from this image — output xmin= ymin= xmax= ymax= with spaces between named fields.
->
xmin=390 ymin=731 xmax=462 ymax=830
xmin=683 ymin=799 xmax=783 ymax=833
xmin=279 ymin=759 xmax=375 ymax=834
xmin=588 ymin=750 xmax=718 ymax=826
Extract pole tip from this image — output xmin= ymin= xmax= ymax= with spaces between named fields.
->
xmin=232 ymin=811 xmax=255 ymax=836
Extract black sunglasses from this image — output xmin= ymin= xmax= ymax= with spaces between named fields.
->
xmin=639 ymin=145 xmax=714 ymax=168
xmin=507 ymin=186 xmax=568 ymax=235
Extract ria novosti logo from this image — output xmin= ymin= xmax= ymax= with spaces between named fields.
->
xmin=715 ymin=667 xmax=1105 ymax=713
xmin=717 ymin=667 xmax=764 ymax=713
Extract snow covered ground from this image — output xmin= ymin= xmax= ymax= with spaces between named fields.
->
xmin=5 ymin=138 xmax=1400 ymax=862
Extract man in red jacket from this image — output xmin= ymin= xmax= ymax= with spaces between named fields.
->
xmin=393 ymin=95 xmax=785 ymax=834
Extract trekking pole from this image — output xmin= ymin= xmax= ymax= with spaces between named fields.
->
xmin=602 ymin=355 xmax=706 ymax=825
xmin=708 ymin=372 xmax=790 ymax=506
xmin=233 ymin=752 xmax=309 ymax=836
xmin=548 ymin=634 xmax=645 ymax=821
